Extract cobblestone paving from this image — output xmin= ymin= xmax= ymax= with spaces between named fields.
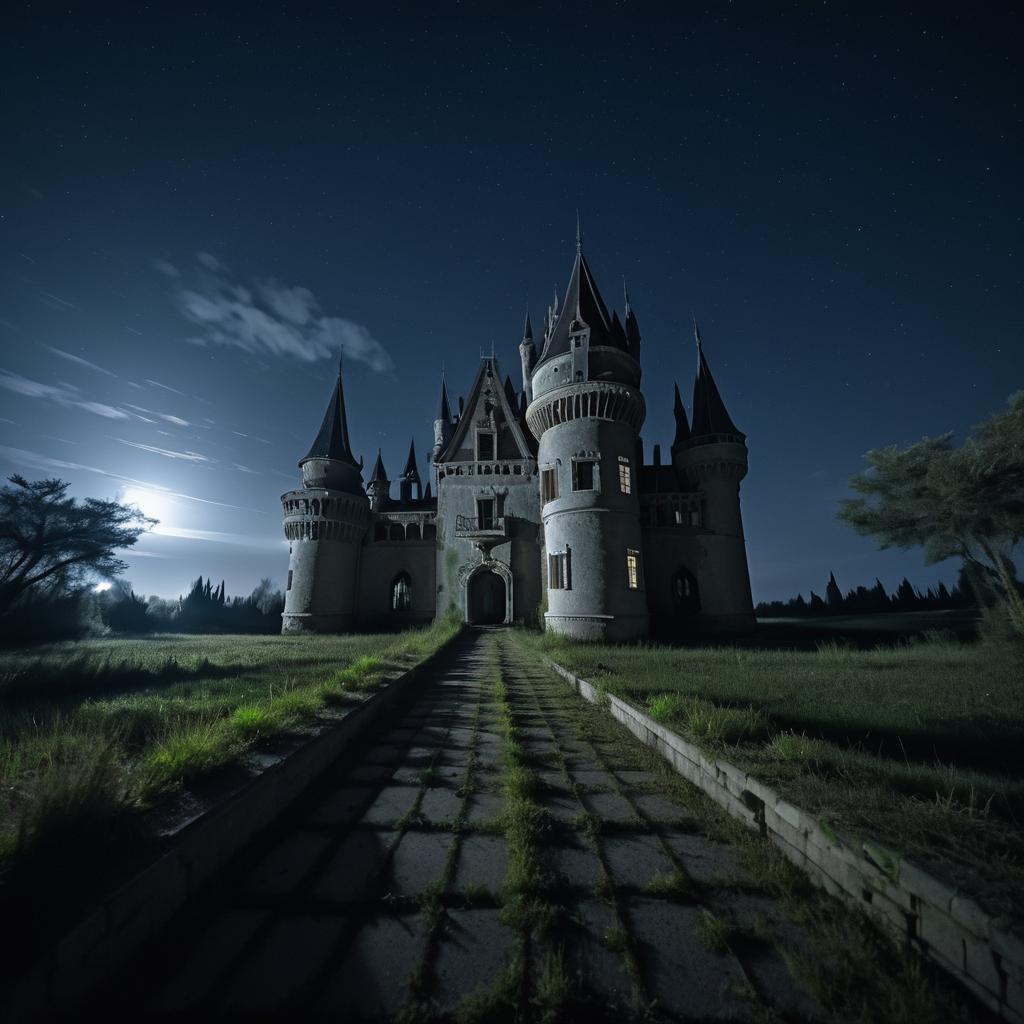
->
xmin=111 ymin=630 xmax=829 ymax=1021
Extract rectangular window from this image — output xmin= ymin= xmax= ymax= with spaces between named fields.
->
xmin=618 ymin=456 xmax=632 ymax=494
xmin=573 ymin=459 xmax=597 ymax=491
xmin=626 ymin=549 xmax=641 ymax=590
xmin=548 ymin=549 xmax=571 ymax=590
xmin=477 ymin=431 xmax=495 ymax=461
xmin=477 ymin=498 xmax=495 ymax=529
xmin=674 ymin=508 xmax=683 ymax=526
xmin=287 ymin=569 xmax=293 ymax=591
xmin=541 ymin=466 xmax=559 ymax=504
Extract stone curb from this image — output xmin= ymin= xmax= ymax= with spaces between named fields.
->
xmin=543 ymin=656 xmax=1024 ymax=1023
xmin=2 ymin=628 xmax=465 ymax=1020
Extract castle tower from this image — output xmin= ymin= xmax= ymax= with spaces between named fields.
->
xmin=366 ymin=449 xmax=390 ymax=511
xmin=281 ymin=358 xmax=370 ymax=633
xmin=525 ymin=229 xmax=649 ymax=641
xmin=398 ymin=438 xmax=422 ymax=502
xmin=672 ymin=323 xmax=755 ymax=632
xmin=431 ymin=372 xmax=455 ymax=464
xmin=519 ymin=312 xmax=536 ymax=404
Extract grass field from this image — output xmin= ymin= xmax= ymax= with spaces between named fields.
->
xmin=512 ymin=629 xmax=1024 ymax=917
xmin=0 ymin=615 xmax=461 ymax=869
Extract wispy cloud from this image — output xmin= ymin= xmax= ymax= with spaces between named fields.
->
xmin=152 ymin=524 xmax=280 ymax=547
xmin=175 ymin=254 xmax=393 ymax=371
xmin=153 ymin=259 xmax=180 ymax=278
xmin=233 ymin=464 xmax=258 ymax=474
xmin=0 ymin=369 xmax=129 ymax=419
xmin=145 ymin=378 xmax=188 ymax=397
xmin=0 ymin=445 xmax=265 ymax=513
xmin=116 ymin=439 xmax=213 ymax=463
xmin=45 ymin=346 xmax=118 ymax=378
xmin=123 ymin=403 xmax=191 ymax=427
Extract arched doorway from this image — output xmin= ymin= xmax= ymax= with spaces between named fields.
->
xmin=468 ymin=570 xmax=506 ymax=625
xmin=671 ymin=568 xmax=700 ymax=617
xmin=391 ymin=571 xmax=412 ymax=612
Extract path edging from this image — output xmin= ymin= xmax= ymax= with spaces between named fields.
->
xmin=542 ymin=655 xmax=1024 ymax=1023
xmin=3 ymin=628 xmax=464 ymax=1019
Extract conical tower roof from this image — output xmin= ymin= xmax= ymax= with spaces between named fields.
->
xmin=691 ymin=324 xmax=743 ymax=439
xmin=672 ymin=382 xmax=691 ymax=447
xmin=368 ymin=448 xmax=388 ymax=484
xmin=301 ymin=357 xmax=359 ymax=466
xmin=522 ymin=311 xmax=534 ymax=342
xmin=437 ymin=372 xmax=452 ymax=421
xmin=400 ymin=438 xmax=420 ymax=480
xmin=535 ymin=235 xmax=628 ymax=367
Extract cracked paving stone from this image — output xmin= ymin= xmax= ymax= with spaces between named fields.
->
xmin=570 ymin=769 xmax=617 ymax=790
xmin=602 ymin=833 xmax=676 ymax=889
xmin=432 ymin=909 xmax=517 ymax=1012
xmin=450 ymin=834 xmax=508 ymax=892
xmin=539 ymin=792 xmax=581 ymax=823
xmin=464 ymin=792 xmax=505 ymax=824
xmin=418 ymin=786 xmax=462 ymax=825
xmin=220 ymin=914 xmax=345 ymax=1013
xmin=312 ymin=830 xmax=395 ymax=903
xmin=580 ymin=790 xmax=639 ymax=824
xmin=358 ymin=785 xmax=419 ymax=826
xmin=244 ymin=833 xmax=331 ymax=896
xmin=560 ymin=898 xmax=634 ymax=1007
xmin=383 ymin=832 xmax=452 ymax=897
xmin=317 ymin=913 xmax=427 ymax=1017
xmin=548 ymin=838 xmax=604 ymax=889
xmin=626 ymin=897 xmax=755 ymax=1020
xmin=663 ymin=830 xmax=752 ymax=886
xmin=629 ymin=792 xmax=695 ymax=825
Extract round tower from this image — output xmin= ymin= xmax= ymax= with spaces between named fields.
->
xmin=672 ymin=326 xmax=755 ymax=633
xmin=281 ymin=359 xmax=369 ymax=633
xmin=525 ymin=234 xmax=649 ymax=641
xmin=431 ymin=371 xmax=455 ymax=464
xmin=366 ymin=449 xmax=390 ymax=512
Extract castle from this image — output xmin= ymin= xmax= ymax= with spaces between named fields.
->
xmin=281 ymin=234 xmax=754 ymax=640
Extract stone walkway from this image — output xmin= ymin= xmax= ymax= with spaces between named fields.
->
xmin=109 ymin=630 xmax=829 ymax=1021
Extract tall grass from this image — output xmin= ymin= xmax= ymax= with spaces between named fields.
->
xmin=0 ymin=615 xmax=461 ymax=868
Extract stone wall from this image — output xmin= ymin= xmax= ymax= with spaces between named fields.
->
xmin=544 ymin=656 xmax=1024 ymax=1023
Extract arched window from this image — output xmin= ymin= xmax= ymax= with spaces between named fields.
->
xmin=671 ymin=568 xmax=700 ymax=615
xmin=407 ymin=522 xmax=421 ymax=541
xmin=391 ymin=571 xmax=412 ymax=611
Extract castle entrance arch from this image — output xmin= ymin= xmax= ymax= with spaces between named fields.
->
xmin=464 ymin=560 xmax=512 ymax=625
xmin=671 ymin=567 xmax=701 ymax=619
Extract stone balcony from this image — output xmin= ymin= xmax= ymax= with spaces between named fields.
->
xmin=454 ymin=514 xmax=508 ymax=540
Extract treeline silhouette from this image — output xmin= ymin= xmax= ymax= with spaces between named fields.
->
xmin=755 ymin=570 xmax=976 ymax=618
xmin=0 ymin=576 xmax=285 ymax=645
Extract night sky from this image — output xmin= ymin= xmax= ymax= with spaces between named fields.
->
xmin=1 ymin=3 xmax=1020 ymax=603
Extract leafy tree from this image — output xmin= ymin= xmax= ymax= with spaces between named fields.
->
xmin=838 ymin=392 xmax=1024 ymax=636
xmin=0 ymin=475 xmax=152 ymax=617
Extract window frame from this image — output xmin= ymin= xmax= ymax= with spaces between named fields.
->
xmin=626 ymin=548 xmax=642 ymax=590
xmin=547 ymin=547 xmax=572 ymax=590
xmin=540 ymin=465 xmax=559 ymax=505
xmin=572 ymin=457 xmax=598 ymax=492
xmin=476 ymin=429 xmax=496 ymax=462
xmin=618 ymin=456 xmax=632 ymax=495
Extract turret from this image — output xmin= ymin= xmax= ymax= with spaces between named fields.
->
xmin=398 ymin=438 xmax=422 ymax=503
xmin=623 ymin=282 xmax=641 ymax=364
xmin=672 ymin=322 xmax=754 ymax=632
xmin=432 ymin=371 xmax=455 ymax=463
xmin=281 ymin=356 xmax=370 ymax=633
xmin=525 ymin=225 xmax=648 ymax=641
xmin=366 ymin=448 xmax=390 ymax=511
xmin=519 ymin=312 xmax=536 ymax=404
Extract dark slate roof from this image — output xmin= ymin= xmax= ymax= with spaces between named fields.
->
xmin=400 ymin=438 xmax=420 ymax=480
xmin=437 ymin=373 xmax=452 ymax=421
xmin=691 ymin=329 xmax=743 ymax=439
xmin=624 ymin=288 xmax=641 ymax=359
xmin=535 ymin=248 xmax=628 ymax=367
xmin=368 ymin=448 xmax=388 ymax=484
xmin=672 ymin=382 xmax=691 ymax=447
xmin=301 ymin=363 xmax=359 ymax=466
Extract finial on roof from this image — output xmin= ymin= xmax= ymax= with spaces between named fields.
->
xmin=693 ymin=315 xmax=703 ymax=350
xmin=623 ymin=278 xmax=631 ymax=314
xmin=338 ymin=348 xmax=344 ymax=375
xmin=575 ymin=209 xmax=583 ymax=254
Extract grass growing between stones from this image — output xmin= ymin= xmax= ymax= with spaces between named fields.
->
xmin=515 ymin=629 xmax=1024 ymax=918
xmin=0 ymin=614 xmax=462 ymax=871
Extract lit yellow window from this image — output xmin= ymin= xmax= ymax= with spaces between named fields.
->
xmin=618 ymin=456 xmax=631 ymax=494
xmin=626 ymin=548 xmax=641 ymax=590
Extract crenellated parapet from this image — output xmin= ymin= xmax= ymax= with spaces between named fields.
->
xmin=282 ymin=489 xmax=370 ymax=543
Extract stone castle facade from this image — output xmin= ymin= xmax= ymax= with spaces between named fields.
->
xmin=281 ymin=236 xmax=754 ymax=640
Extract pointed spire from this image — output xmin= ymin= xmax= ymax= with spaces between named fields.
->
xmin=522 ymin=311 xmax=533 ymax=342
xmin=576 ymin=209 xmax=583 ymax=254
xmin=437 ymin=370 xmax=452 ymax=421
xmin=504 ymin=373 xmax=517 ymax=406
xmin=401 ymin=437 xmax=420 ymax=480
xmin=690 ymin=324 xmax=743 ymax=439
xmin=369 ymin=448 xmax=388 ymax=484
xmin=672 ymin=382 xmax=691 ymax=448
xmin=301 ymin=361 xmax=359 ymax=466
xmin=623 ymin=278 xmax=631 ymax=315
xmin=423 ymin=481 xmax=432 ymax=501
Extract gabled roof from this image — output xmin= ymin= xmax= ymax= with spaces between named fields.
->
xmin=691 ymin=325 xmax=743 ymax=439
xmin=535 ymin=246 xmax=628 ymax=367
xmin=301 ymin=360 xmax=359 ymax=466
xmin=437 ymin=357 xmax=534 ymax=463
